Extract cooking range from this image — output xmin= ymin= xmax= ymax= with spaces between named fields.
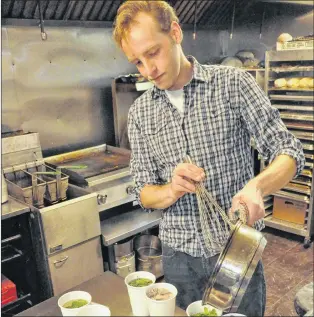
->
xmin=44 ymin=143 xmax=136 ymax=212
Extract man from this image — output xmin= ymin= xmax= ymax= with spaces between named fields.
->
xmin=113 ymin=1 xmax=305 ymax=316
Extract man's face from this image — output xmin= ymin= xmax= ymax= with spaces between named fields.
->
xmin=121 ymin=13 xmax=182 ymax=90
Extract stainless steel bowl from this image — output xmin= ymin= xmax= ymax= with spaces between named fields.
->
xmin=202 ymin=221 xmax=267 ymax=314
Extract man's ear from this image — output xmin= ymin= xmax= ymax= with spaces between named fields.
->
xmin=170 ymin=21 xmax=183 ymax=44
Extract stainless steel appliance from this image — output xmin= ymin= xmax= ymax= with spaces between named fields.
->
xmin=44 ymin=144 xmax=135 ymax=211
xmin=43 ymin=140 xmax=163 ymax=276
xmin=2 ymin=132 xmax=103 ymax=300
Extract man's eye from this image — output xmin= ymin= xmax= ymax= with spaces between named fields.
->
xmin=135 ymin=61 xmax=142 ymax=66
xmin=149 ymin=49 xmax=159 ymax=57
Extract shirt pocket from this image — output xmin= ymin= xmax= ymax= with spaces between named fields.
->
xmin=141 ymin=110 xmax=185 ymax=174
xmin=193 ymin=100 xmax=238 ymax=145
xmin=141 ymin=109 xmax=170 ymax=135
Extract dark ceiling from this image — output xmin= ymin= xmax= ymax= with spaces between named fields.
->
xmin=1 ymin=0 xmax=313 ymax=28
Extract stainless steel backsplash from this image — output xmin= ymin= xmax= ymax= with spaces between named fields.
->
xmin=1 ymin=25 xmax=136 ymax=156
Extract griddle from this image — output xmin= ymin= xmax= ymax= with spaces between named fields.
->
xmin=45 ymin=144 xmax=131 ymax=186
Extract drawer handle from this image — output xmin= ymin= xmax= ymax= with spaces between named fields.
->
xmin=97 ymin=194 xmax=107 ymax=205
xmin=126 ymin=185 xmax=135 ymax=195
xmin=53 ymin=256 xmax=69 ymax=266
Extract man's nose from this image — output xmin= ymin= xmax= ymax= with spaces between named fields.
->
xmin=144 ymin=60 xmax=157 ymax=79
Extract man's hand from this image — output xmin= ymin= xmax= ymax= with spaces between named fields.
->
xmin=169 ymin=163 xmax=205 ymax=200
xmin=230 ymin=180 xmax=265 ymax=226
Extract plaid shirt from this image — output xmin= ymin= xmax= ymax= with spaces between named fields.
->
xmin=128 ymin=56 xmax=305 ymax=258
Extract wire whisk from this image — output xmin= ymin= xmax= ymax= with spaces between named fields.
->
xmin=184 ymin=155 xmax=248 ymax=252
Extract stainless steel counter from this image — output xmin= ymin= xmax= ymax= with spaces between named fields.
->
xmin=1 ymin=196 xmax=30 ymax=220
xmin=16 ymin=271 xmax=186 ymax=316
xmin=101 ymin=208 xmax=162 ymax=246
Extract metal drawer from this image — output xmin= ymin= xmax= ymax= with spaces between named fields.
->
xmin=48 ymin=237 xmax=103 ymax=296
xmin=40 ymin=189 xmax=100 ymax=255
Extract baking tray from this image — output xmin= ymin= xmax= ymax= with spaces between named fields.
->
xmin=275 ymin=190 xmax=310 ymax=204
xmin=4 ymin=170 xmax=46 ymax=207
xmin=302 ymin=142 xmax=314 ymax=151
xmin=275 ymin=105 xmax=313 ymax=112
xmin=290 ymin=130 xmax=314 ymax=141
xmin=270 ymin=66 xmax=314 ymax=73
xmin=270 ymin=94 xmax=313 ymax=102
xmin=304 ymin=152 xmax=314 ymax=160
xmin=280 ymin=112 xmax=314 ymax=122
xmin=291 ymin=176 xmax=312 ymax=187
xmin=300 ymin=169 xmax=313 ymax=178
xmin=284 ymin=121 xmax=314 ymax=131
xmin=269 ymin=87 xmax=314 ymax=92
xmin=284 ymin=182 xmax=311 ymax=195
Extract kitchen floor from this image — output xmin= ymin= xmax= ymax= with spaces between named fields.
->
xmin=262 ymin=227 xmax=313 ymax=317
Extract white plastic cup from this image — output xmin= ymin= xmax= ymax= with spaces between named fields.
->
xmin=186 ymin=300 xmax=222 ymax=316
xmin=76 ymin=304 xmax=111 ymax=316
xmin=57 ymin=291 xmax=91 ymax=316
xmin=145 ymin=282 xmax=178 ymax=317
xmin=222 ymin=313 xmax=246 ymax=317
xmin=125 ymin=271 xmax=156 ymax=316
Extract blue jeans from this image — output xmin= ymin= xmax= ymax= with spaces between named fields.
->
xmin=162 ymin=243 xmax=266 ymax=317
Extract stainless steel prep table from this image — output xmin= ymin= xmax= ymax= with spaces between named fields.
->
xmin=1 ymin=196 xmax=30 ymax=220
xmin=16 ymin=271 xmax=186 ymax=316
xmin=101 ymin=208 xmax=162 ymax=272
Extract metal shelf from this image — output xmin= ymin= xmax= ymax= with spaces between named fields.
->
xmin=269 ymin=87 xmax=314 ymax=92
xmin=283 ymin=183 xmax=311 ymax=195
xmin=274 ymin=105 xmax=313 ymax=112
xmin=270 ymin=66 xmax=314 ymax=73
xmin=267 ymin=50 xmax=313 ymax=62
xmin=291 ymin=176 xmax=312 ymax=187
xmin=269 ymin=94 xmax=314 ymax=102
xmin=290 ymin=130 xmax=314 ymax=141
xmin=265 ymin=49 xmax=314 ymax=244
xmin=284 ymin=122 xmax=314 ymax=131
xmin=280 ymin=113 xmax=314 ymax=122
xmin=264 ymin=215 xmax=307 ymax=237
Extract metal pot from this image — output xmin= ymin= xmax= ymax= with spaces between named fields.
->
xmin=113 ymin=236 xmax=134 ymax=258
xmin=134 ymin=235 xmax=163 ymax=278
xmin=202 ymin=221 xmax=267 ymax=314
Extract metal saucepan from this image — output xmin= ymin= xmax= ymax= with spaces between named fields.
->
xmin=133 ymin=235 xmax=164 ymax=278
xmin=202 ymin=221 xmax=267 ymax=314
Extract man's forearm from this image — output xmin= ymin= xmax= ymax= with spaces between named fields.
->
xmin=250 ymin=154 xmax=297 ymax=197
xmin=140 ymin=184 xmax=179 ymax=209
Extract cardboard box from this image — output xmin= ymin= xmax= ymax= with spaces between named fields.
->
xmin=273 ymin=196 xmax=308 ymax=224
xmin=276 ymin=40 xmax=314 ymax=51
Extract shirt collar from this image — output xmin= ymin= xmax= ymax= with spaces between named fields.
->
xmin=150 ymin=55 xmax=208 ymax=99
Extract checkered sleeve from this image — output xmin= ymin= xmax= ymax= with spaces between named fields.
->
xmin=238 ymin=70 xmax=305 ymax=177
xmin=128 ymin=107 xmax=162 ymax=212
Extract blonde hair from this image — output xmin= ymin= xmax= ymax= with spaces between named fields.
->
xmin=113 ymin=1 xmax=179 ymax=48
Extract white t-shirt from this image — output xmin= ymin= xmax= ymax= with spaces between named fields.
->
xmin=165 ymin=89 xmax=184 ymax=115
